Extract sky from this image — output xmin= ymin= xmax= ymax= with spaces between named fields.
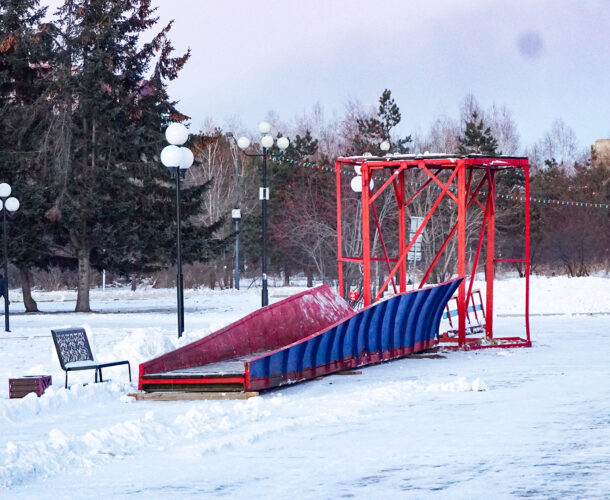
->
xmin=44 ymin=0 xmax=610 ymax=151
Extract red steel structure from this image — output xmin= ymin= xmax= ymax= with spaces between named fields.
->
xmin=335 ymin=154 xmax=531 ymax=349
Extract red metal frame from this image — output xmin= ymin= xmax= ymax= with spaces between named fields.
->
xmin=335 ymin=154 xmax=531 ymax=349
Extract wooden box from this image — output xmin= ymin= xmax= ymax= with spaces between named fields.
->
xmin=9 ymin=375 xmax=52 ymax=399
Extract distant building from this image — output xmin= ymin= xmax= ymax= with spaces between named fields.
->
xmin=591 ymin=139 xmax=610 ymax=168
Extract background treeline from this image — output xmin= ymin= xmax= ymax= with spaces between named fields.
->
xmin=1 ymin=2 xmax=608 ymax=312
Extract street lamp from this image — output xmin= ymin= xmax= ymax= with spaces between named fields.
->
xmin=160 ymin=123 xmax=194 ymax=338
xmin=237 ymin=122 xmax=289 ymax=307
xmin=0 ymin=183 xmax=19 ymax=332
xmin=225 ymin=132 xmax=244 ymax=291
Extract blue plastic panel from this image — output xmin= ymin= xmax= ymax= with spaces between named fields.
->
xmin=248 ymin=278 xmax=462 ymax=390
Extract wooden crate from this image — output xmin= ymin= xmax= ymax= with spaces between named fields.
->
xmin=9 ymin=375 xmax=52 ymax=399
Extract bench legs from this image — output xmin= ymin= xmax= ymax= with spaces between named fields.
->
xmin=64 ymin=362 xmax=131 ymax=389
xmin=98 ymin=362 xmax=131 ymax=384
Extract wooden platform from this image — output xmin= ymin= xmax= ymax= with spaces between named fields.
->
xmin=128 ymin=391 xmax=259 ymax=401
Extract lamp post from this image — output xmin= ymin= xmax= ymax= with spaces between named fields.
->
xmin=0 ymin=183 xmax=19 ymax=332
xmin=236 ymin=122 xmax=289 ymax=307
xmin=160 ymin=123 xmax=194 ymax=338
xmin=225 ymin=132 xmax=243 ymax=291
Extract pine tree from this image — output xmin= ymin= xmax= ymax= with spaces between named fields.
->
xmin=457 ymin=110 xmax=498 ymax=155
xmin=267 ymin=131 xmax=320 ymax=285
xmin=47 ymin=0 xmax=224 ymax=311
xmin=355 ymin=89 xmax=412 ymax=154
xmin=0 ymin=0 xmax=54 ymax=311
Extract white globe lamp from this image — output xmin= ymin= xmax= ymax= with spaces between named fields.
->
xmin=160 ymin=145 xmax=182 ymax=168
xmin=351 ymin=176 xmax=363 ymax=193
xmin=5 ymin=197 xmax=19 ymax=212
xmin=237 ymin=136 xmax=251 ymax=150
xmin=0 ymin=183 xmax=11 ymax=198
xmin=165 ymin=123 xmax=189 ymax=146
xmin=258 ymin=121 xmax=271 ymax=134
xmin=277 ymin=136 xmax=289 ymax=150
xmin=261 ymin=135 xmax=274 ymax=148
xmin=179 ymin=147 xmax=194 ymax=169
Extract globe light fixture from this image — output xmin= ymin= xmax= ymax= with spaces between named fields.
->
xmin=350 ymin=176 xmax=374 ymax=193
xmin=380 ymin=140 xmax=391 ymax=152
xmin=165 ymin=122 xmax=189 ymax=146
xmin=258 ymin=121 xmax=271 ymax=134
xmin=4 ymin=198 xmax=19 ymax=212
xmin=178 ymin=147 xmax=194 ymax=169
xmin=276 ymin=136 xmax=289 ymax=150
xmin=0 ymin=184 xmax=11 ymax=198
xmin=237 ymin=136 xmax=251 ymax=150
xmin=160 ymin=145 xmax=182 ymax=168
xmin=261 ymin=135 xmax=274 ymax=149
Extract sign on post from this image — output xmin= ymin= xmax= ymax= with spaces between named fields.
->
xmin=408 ymin=216 xmax=424 ymax=262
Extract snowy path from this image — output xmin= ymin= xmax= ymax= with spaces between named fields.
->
xmin=1 ymin=306 xmax=609 ymax=498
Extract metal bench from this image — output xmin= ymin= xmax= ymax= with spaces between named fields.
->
xmin=51 ymin=327 xmax=131 ymax=388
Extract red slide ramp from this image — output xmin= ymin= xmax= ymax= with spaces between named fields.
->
xmin=139 ymin=285 xmax=354 ymax=392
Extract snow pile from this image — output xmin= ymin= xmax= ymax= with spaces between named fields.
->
xmin=0 ymin=382 xmax=133 ymax=425
xmin=110 ymin=329 xmax=175 ymax=367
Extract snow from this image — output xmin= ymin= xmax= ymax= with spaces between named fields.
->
xmin=1 ymin=276 xmax=609 ymax=498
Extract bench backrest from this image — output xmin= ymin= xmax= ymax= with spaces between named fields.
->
xmin=51 ymin=328 xmax=95 ymax=370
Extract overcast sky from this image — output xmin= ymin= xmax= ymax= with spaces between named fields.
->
xmin=45 ymin=0 xmax=610 ymax=150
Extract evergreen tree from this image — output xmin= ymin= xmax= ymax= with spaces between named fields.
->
xmin=0 ymin=0 xmax=54 ymax=311
xmin=355 ymin=89 xmax=412 ymax=154
xmin=267 ymin=131 xmax=320 ymax=285
xmin=47 ymin=0 xmax=224 ymax=311
xmin=457 ymin=110 xmax=498 ymax=155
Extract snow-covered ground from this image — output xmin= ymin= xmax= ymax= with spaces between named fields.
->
xmin=0 ymin=276 xmax=608 ymax=498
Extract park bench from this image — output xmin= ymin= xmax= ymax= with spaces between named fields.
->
xmin=51 ymin=327 xmax=131 ymax=388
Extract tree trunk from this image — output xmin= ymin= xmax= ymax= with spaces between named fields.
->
xmin=19 ymin=267 xmax=39 ymax=313
xmin=283 ymin=267 xmax=290 ymax=286
xmin=131 ymin=274 xmax=137 ymax=291
xmin=306 ymin=269 xmax=313 ymax=288
xmin=75 ymin=248 xmax=91 ymax=312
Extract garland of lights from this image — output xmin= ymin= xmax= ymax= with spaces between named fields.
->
xmin=270 ymin=155 xmax=609 ymax=210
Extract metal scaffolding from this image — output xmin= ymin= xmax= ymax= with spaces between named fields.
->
xmin=335 ymin=154 xmax=531 ymax=349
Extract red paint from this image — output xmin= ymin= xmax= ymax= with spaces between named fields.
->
xmin=139 ymin=285 xmax=353 ymax=383
xmin=336 ymin=154 xmax=532 ymax=351
xmin=140 ymin=377 xmax=245 ymax=385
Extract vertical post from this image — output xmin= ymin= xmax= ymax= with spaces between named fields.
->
xmin=485 ymin=170 xmax=496 ymax=340
xmin=335 ymin=160 xmax=344 ymax=298
xmin=3 ymin=207 xmax=9 ymax=332
xmin=361 ymin=164 xmax=371 ymax=306
xmin=457 ymin=161 xmax=466 ymax=346
xmin=234 ymin=218 xmax=240 ymax=290
xmin=175 ymin=168 xmax=184 ymax=338
xmin=398 ymin=169 xmax=407 ymax=293
xmin=524 ymin=162 xmax=531 ymax=342
xmin=261 ymin=148 xmax=269 ymax=307
xmin=102 ymin=269 xmax=106 ymax=291
xmin=232 ymin=141 xmax=241 ymax=291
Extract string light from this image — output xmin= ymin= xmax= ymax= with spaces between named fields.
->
xmin=269 ymin=155 xmax=609 ymax=210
